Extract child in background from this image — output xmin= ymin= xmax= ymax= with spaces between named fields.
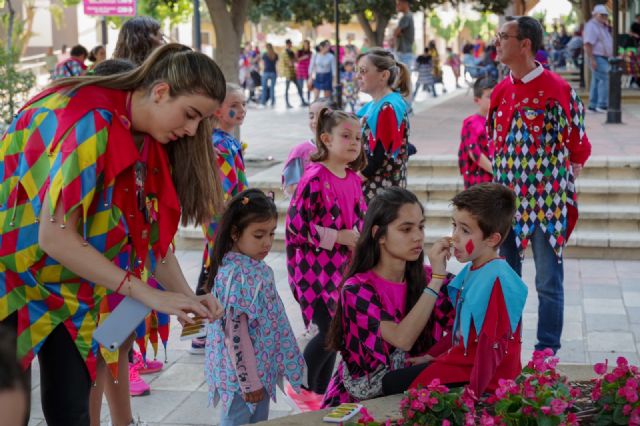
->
xmin=341 ymin=60 xmax=358 ymax=112
xmin=192 ymin=83 xmax=249 ymax=355
xmin=204 ymin=189 xmax=304 ymax=426
xmin=322 ymin=188 xmax=455 ymax=407
xmin=281 ymin=98 xmax=336 ymax=198
xmin=445 ymin=47 xmax=462 ymax=88
xmin=285 ymin=108 xmax=367 ymax=411
xmin=410 ymin=183 xmax=528 ymax=397
xmin=413 ymin=47 xmax=436 ymax=98
xmin=458 ymin=76 xmax=496 ymax=189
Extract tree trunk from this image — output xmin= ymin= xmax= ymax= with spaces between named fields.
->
xmin=204 ymin=0 xmax=251 ymax=84
xmin=7 ymin=0 xmax=15 ymax=52
xmin=355 ymin=10 xmax=390 ymax=46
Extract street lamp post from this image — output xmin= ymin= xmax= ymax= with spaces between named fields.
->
xmin=333 ymin=0 xmax=343 ymax=109
xmin=193 ymin=0 xmax=202 ymax=52
xmin=607 ymin=0 xmax=622 ymax=123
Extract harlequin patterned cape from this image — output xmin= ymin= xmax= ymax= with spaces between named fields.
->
xmin=322 ymin=266 xmax=455 ymax=407
xmin=412 ymin=259 xmax=528 ymax=396
xmin=488 ymin=68 xmax=591 ymax=257
xmin=0 ymin=85 xmax=180 ymax=380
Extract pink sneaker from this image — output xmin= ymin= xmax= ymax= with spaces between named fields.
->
xmin=132 ymin=351 xmax=163 ymax=375
xmin=285 ymin=383 xmax=324 ymax=412
xmin=129 ymin=363 xmax=150 ymax=397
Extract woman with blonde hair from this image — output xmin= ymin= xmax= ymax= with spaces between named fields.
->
xmin=0 ymin=43 xmax=225 ymax=425
xmin=355 ymin=47 xmax=412 ymax=202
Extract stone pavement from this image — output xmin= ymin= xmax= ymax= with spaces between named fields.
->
xmin=28 ymin=79 xmax=640 ymax=425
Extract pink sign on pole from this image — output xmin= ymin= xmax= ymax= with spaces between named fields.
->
xmin=83 ymin=0 xmax=136 ymax=16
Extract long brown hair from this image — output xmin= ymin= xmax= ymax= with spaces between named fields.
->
xmin=310 ymin=107 xmax=366 ymax=172
xmin=357 ymin=47 xmax=412 ymax=98
xmin=326 ymin=188 xmax=435 ymax=354
xmin=51 ymin=43 xmax=226 ymax=226
xmin=265 ymin=43 xmax=277 ymax=61
xmin=113 ymin=16 xmax=162 ymax=65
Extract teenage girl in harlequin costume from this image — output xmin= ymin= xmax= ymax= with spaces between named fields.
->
xmin=285 ymin=108 xmax=368 ymax=410
xmin=0 ymin=44 xmax=225 ymax=425
xmin=411 ymin=183 xmax=528 ymax=397
xmin=192 ymin=83 xmax=249 ymax=354
xmin=355 ymin=48 xmax=412 ymax=203
xmin=322 ymin=187 xmax=455 ymax=407
xmin=204 ymin=189 xmax=304 ymax=426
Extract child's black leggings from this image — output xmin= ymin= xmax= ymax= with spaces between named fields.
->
xmin=303 ymin=303 xmax=336 ymax=395
xmin=1 ymin=312 xmax=92 ymax=426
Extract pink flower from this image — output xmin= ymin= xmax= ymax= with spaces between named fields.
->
xmin=410 ymin=399 xmax=426 ymax=412
xmin=605 ymin=373 xmax=617 ymax=383
xmin=464 ymin=412 xmax=476 ymax=426
xmin=624 ymin=404 xmax=633 ymax=416
xmin=540 ymin=406 xmax=552 ymax=415
xmin=594 ymin=359 xmax=609 ymax=375
xmin=550 ymin=398 xmax=569 ymax=415
xmin=480 ymin=410 xmax=496 ymax=426
xmin=442 ymin=420 xmax=451 ymax=426
xmin=622 ymin=385 xmax=639 ymax=403
xmin=627 ymin=378 xmax=639 ymax=389
xmin=522 ymin=406 xmax=534 ymax=416
xmin=617 ymin=357 xmax=629 ymax=368
xmin=591 ymin=383 xmax=602 ymax=400
xmin=569 ymin=387 xmax=581 ymax=398
xmin=566 ymin=412 xmax=578 ymax=426
xmin=359 ymin=407 xmax=374 ymax=423
xmin=406 ymin=409 xmax=415 ymax=419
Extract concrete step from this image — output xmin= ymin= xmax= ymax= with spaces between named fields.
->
xmin=259 ymin=199 xmax=640 ymax=235
xmin=252 ymin=163 xmax=640 ymax=207
xmin=177 ymin=224 xmax=640 ymax=260
xmin=406 ymin=155 xmax=640 ymax=181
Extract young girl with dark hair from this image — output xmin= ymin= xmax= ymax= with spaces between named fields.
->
xmin=322 ymin=187 xmax=455 ymax=407
xmin=285 ymin=108 xmax=367 ymax=410
xmin=204 ymin=189 xmax=304 ymax=426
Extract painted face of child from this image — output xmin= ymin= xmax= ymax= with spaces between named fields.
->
xmin=378 ymin=202 xmax=425 ymax=262
xmin=451 ymin=207 xmax=499 ymax=267
xmin=321 ymin=118 xmax=362 ymax=165
xmin=214 ymin=90 xmax=247 ymax=130
xmin=233 ymin=217 xmax=276 ymax=261
xmin=308 ymin=101 xmax=325 ymax=134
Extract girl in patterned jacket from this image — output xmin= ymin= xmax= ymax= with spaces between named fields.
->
xmin=285 ymin=108 xmax=367 ymax=410
xmin=204 ymin=189 xmax=304 ymax=426
xmin=323 ymin=187 xmax=455 ymax=407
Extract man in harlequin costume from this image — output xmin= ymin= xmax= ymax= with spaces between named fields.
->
xmin=411 ymin=183 xmax=528 ymax=397
xmin=490 ymin=16 xmax=591 ymax=354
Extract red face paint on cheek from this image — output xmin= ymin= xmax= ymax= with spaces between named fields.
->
xmin=465 ymin=240 xmax=475 ymax=255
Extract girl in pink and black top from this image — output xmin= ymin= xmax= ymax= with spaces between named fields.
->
xmin=323 ymin=188 xmax=455 ymax=407
xmin=285 ymin=108 xmax=367 ymax=410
